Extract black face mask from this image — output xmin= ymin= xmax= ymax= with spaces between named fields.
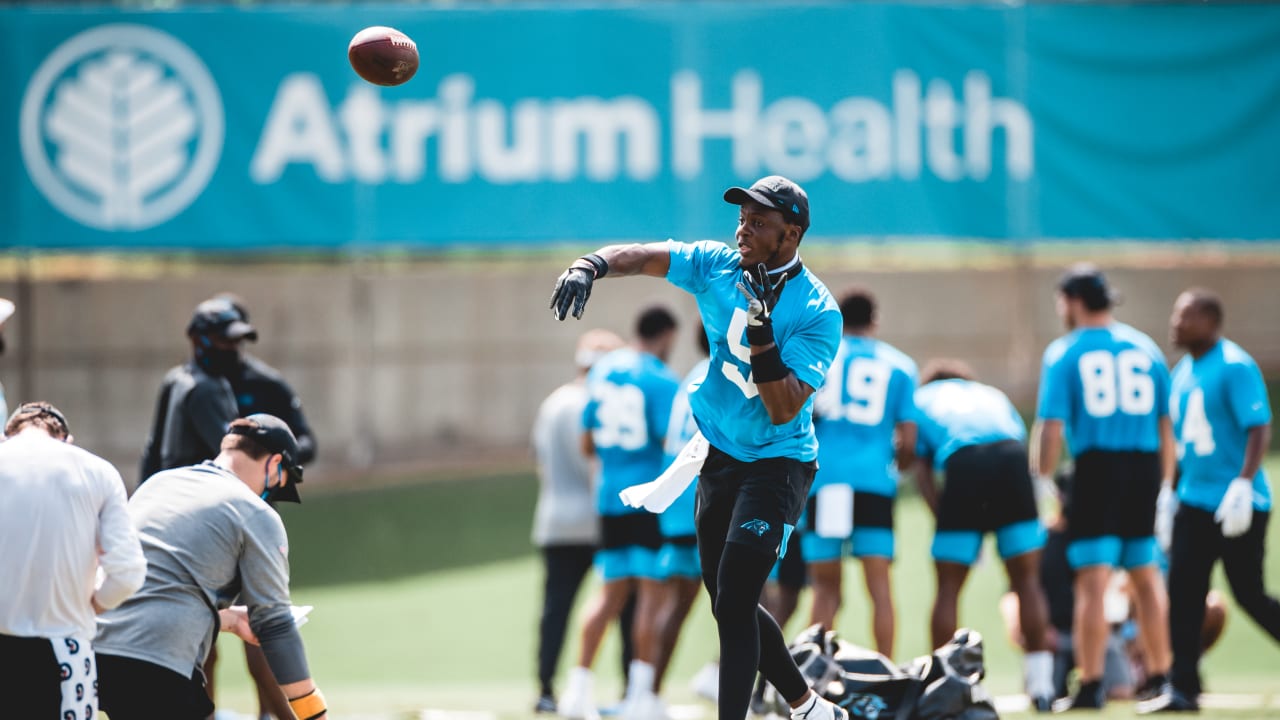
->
xmin=195 ymin=344 xmax=239 ymax=377
xmin=260 ymin=460 xmax=283 ymax=503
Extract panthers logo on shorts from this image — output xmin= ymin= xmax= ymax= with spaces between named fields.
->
xmin=740 ymin=519 xmax=771 ymax=537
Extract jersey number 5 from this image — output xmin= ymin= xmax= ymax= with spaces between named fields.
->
xmin=721 ymin=308 xmax=760 ymax=399
xmin=1078 ymin=349 xmax=1155 ymax=418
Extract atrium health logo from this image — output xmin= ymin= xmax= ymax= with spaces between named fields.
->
xmin=20 ymin=24 xmax=224 ymax=231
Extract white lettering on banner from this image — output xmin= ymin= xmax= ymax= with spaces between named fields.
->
xmin=671 ymin=69 xmax=1031 ymax=183
xmin=253 ymin=74 xmax=661 ymax=185
xmin=249 ymin=69 xmax=1033 ymax=188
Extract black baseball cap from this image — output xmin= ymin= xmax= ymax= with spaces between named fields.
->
xmin=229 ymin=413 xmax=304 ymax=502
xmin=187 ymin=298 xmax=258 ymax=342
xmin=1057 ymin=263 xmax=1118 ymax=311
xmin=724 ymin=175 xmax=810 ymax=231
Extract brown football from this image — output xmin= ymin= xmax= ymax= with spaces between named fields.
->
xmin=348 ymin=26 xmax=419 ymax=87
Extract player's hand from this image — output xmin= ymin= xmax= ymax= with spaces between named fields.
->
xmin=219 ymin=606 xmax=260 ymax=645
xmin=1033 ymin=474 xmax=1061 ymax=527
xmin=1155 ymin=482 xmax=1177 ymax=552
xmin=1215 ymin=477 xmax=1255 ymax=538
xmin=736 ymin=263 xmax=788 ymax=326
xmin=550 ymin=261 xmax=597 ymax=321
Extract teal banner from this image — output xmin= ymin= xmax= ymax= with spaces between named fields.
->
xmin=3 ymin=2 xmax=1279 ymax=250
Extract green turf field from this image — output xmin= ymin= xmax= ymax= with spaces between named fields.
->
xmin=207 ymin=459 xmax=1280 ymax=719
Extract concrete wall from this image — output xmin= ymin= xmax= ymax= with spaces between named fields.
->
xmin=1 ymin=258 xmax=1277 ymax=487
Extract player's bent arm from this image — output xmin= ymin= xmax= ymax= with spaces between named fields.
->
xmin=93 ymin=468 xmax=147 ymax=611
xmin=753 ymin=367 xmax=813 ymax=425
xmin=1030 ymin=419 xmax=1064 ymax=479
xmin=590 ymin=242 xmax=672 ymax=278
xmin=252 ymin=610 xmax=327 ymax=718
xmin=1158 ymin=416 xmax=1178 ymax=486
xmin=894 ymin=421 xmax=918 ymax=470
xmin=1240 ymin=422 xmax=1271 ymax=481
xmin=913 ymin=459 xmax=939 ymax=517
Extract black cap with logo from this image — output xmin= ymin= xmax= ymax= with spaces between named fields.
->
xmin=1057 ymin=263 xmax=1119 ymax=312
xmin=229 ymin=413 xmax=304 ymax=502
xmin=187 ymin=298 xmax=258 ymax=342
xmin=724 ymin=175 xmax=810 ymax=232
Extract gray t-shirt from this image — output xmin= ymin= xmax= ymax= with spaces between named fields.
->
xmin=95 ymin=462 xmax=307 ymax=683
xmin=531 ymin=381 xmax=600 ymax=546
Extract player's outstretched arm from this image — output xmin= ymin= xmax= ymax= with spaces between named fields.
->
xmin=550 ymin=242 xmax=671 ymax=320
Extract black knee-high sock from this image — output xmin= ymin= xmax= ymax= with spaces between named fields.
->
xmin=714 ymin=542 xmax=809 ymax=720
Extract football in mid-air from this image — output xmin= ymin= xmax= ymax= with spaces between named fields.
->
xmin=348 ymin=26 xmax=419 ymax=87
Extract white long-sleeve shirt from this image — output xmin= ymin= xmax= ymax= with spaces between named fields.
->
xmin=0 ymin=429 xmax=146 ymax=638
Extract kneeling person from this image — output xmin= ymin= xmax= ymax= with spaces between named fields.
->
xmin=95 ymin=415 xmax=328 ymax=720
xmin=913 ymin=359 xmax=1054 ymax=711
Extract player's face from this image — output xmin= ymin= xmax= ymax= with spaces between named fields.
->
xmin=1169 ymin=293 xmax=1205 ymax=349
xmin=210 ymin=336 xmax=245 ymax=358
xmin=1055 ymin=292 xmax=1077 ymax=330
xmin=736 ymin=202 xmax=800 ymax=270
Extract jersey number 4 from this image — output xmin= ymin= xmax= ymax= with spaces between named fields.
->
xmin=1177 ymin=388 xmax=1216 ymax=457
xmin=1078 ymin=349 xmax=1154 ymax=418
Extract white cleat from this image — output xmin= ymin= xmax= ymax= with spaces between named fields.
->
xmin=690 ymin=661 xmax=719 ymax=704
xmin=559 ymin=667 xmax=600 ymax=720
xmin=790 ymin=694 xmax=848 ymax=720
xmin=623 ymin=693 xmax=669 ymax=720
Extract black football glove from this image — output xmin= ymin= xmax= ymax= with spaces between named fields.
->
xmin=550 ymin=254 xmax=608 ymax=321
xmin=736 ymin=263 xmax=788 ymax=323
xmin=736 ymin=263 xmax=788 ymax=345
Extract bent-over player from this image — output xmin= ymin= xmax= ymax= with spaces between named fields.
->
xmin=96 ymin=415 xmax=328 ymax=720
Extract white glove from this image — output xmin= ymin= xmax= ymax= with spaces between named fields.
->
xmin=1034 ymin=474 xmax=1059 ymax=522
xmin=1215 ymin=478 xmax=1255 ymax=538
xmin=1155 ymin=483 xmax=1177 ymax=552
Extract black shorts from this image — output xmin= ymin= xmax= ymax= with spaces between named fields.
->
xmin=938 ymin=440 xmax=1038 ymax=533
xmin=696 ymin=444 xmax=816 ymax=556
xmin=600 ymin=512 xmax=663 ymax=551
xmin=1067 ymin=450 xmax=1161 ymax=541
xmin=0 ymin=633 xmax=61 ymax=718
xmin=804 ymin=490 xmax=895 ymax=532
xmin=98 ymin=653 xmax=214 ymax=720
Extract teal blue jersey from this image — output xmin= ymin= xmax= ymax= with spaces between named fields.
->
xmin=812 ymin=336 xmax=918 ymax=496
xmin=665 ymin=240 xmax=842 ymax=462
xmin=915 ymin=379 xmax=1027 ymax=470
xmin=659 ymin=359 xmax=710 ymax=538
xmin=1171 ymin=339 xmax=1272 ymax=512
xmin=1036 ymin=323 xmax=1170 ymax=454
xmin=583 ymin=348 xmax=680 ymax=516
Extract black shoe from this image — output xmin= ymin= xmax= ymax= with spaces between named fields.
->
xmin=1052 ymin=681 xmax=1104 ymax=712
xmin=1032 ymin=695 xmax=1054 ymax=713
xmin=1137 ymin=688 xmax=1199 ymax=714
xmin=535 ymin=694 xmax=557 ymax=714
xmin=1136 ymin=673 xmax=1169 ymax=702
